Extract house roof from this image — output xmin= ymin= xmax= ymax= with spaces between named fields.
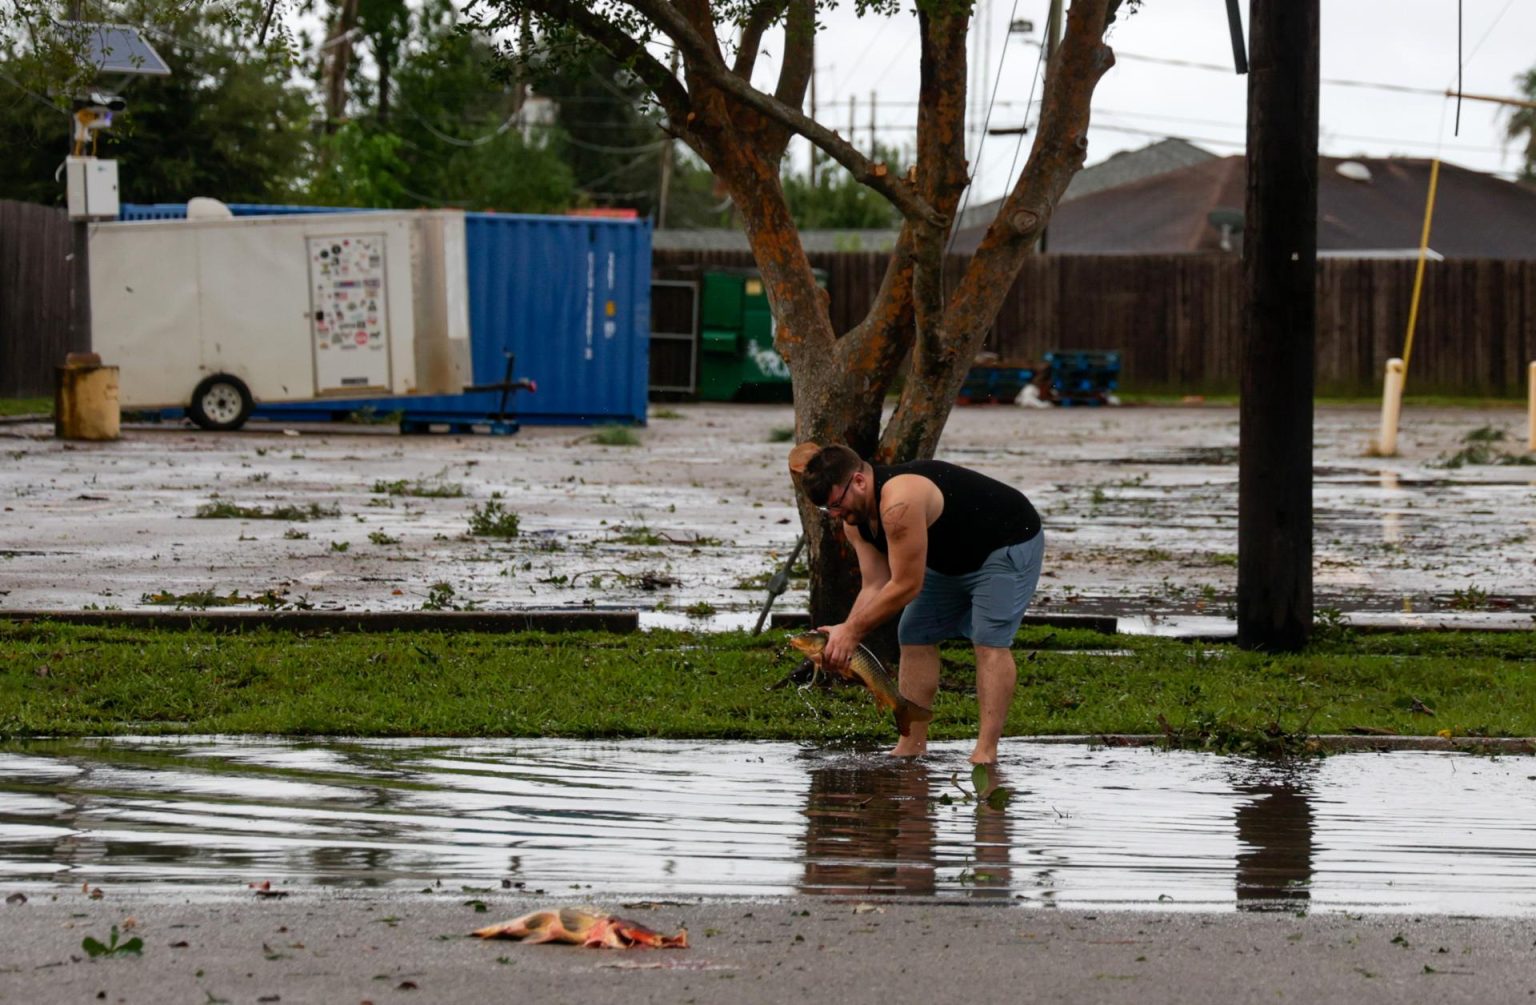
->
xmin=652 ymin=141 xmax=1220 ymax=254
xmin=956 ymin=137 xmax=1219 ymax=231
xmin=655 ymin=154 xmax=1536 ymax=260
xmin=955 ymin=155 xmax=1536 ymax=258
xmin=652 ymin=227 xmax=899 ymax=253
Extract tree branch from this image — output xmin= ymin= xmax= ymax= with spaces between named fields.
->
xmin=732 ymin=0 xmax=786 ymax=79
xmin=768 ymin=0 xmax=814 ymax=135
xmin=945 ymin=0 xmax=1117 ymax=337
xmin=517 ymin=0 xmax=692 ymax=129
xmin=625 ymin=0 xmax=945 ymax=227
xmin=835 ymin=224 xmax=917 ymax=407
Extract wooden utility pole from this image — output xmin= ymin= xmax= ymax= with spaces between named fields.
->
xmin=512 ymin=12 xmax=532 ymax=119
xmin=1238 ymin=0 xmax=1319 ymax=651
xmin=1444 ymin=89 xmax=1536 ymax=110
xmin=809 ymin=46 xmax=818 ymax=186
xmin=656 ymin=48 xmax=679 ymax=230
xmin=868 ymin=90 xmax=876 ymax=157
xmin=323 ymin=0 xmax=360 ymax=133
xmin=1038 ymin=0 xmax=1062 ymax=253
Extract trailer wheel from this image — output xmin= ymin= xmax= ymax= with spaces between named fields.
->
xmin=188 ymin=375 xmax=253 ymax=431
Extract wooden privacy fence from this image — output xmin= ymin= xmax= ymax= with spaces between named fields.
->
xmin=0 ymin=201 xmax=72 ymax=398
xmin=653 ymin=250 xmax=1536 ymax=396
xmin=1 ymin=220 xmax=1530 ymax=398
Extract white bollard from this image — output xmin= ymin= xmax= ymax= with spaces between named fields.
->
xmin=1376 ymin=357 xmax=1405 ymax=456
xmin=1528 ymin=361 xmax=1535 ymax=452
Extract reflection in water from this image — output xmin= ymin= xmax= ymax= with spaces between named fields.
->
xmin=4 ymin=739 xmax=1536 ymax=914
xmin=969 ymin=766 xmax=1014 ymax=900
xmin=799 ymin=759 xmax=1013 ymax=900
xmin=801 ymin=759 xmax=937 ymax=897
xmin=1378 ymin=469 xmax=1402 ymax=544
xmin=1231 ymin=764 xmax=1316 ymax=911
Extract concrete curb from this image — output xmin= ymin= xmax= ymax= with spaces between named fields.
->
xmin=2 ymin=609 xmax=1119 ymax=635
xmin=1023 ymin=733 xmax=1536 ymax=753
xmin=0 ymin=609 xmax=640 ymax=633
xmin=769 ymin=611 xmax=1120 ymax=634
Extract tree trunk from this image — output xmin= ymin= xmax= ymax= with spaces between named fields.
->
xmin=582 ymin=0 xmax=1119 ymax=630
xmin=377 ymin=49 xmax=392 ymax=126
xmin=323 ymin=0 xmax=360 ymax=134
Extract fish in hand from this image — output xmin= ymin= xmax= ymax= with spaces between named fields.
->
xmin=787 ymin=631 xmax=933 ymax=736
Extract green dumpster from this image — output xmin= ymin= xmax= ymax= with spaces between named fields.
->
xmin=696 ymin=269 xmax=822 ymax=402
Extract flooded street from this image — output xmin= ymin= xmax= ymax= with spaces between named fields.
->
xmin=1 ymin=402 xmax=1533 ymax=628
xmin=4 ymin=737 xmax=1535 ymax=915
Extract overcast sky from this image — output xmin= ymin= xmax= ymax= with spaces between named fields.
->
xmin=754 ymin=0 xmax=1534 ymax=202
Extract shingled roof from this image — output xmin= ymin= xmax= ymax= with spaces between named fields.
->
xmin=954 ymin=156 xmax=1536 ymax=258
xmin=956 ymin=137 xmax=1218 ymax=231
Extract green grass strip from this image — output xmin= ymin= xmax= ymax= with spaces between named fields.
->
xmin=0 ymin=397 xmax=51 ymax=417
xmin=1 ymin=621 xmax=1533 ymax=749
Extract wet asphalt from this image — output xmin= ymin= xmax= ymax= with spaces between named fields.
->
xmin=3 ymin=402 xmax=1533 ymax=626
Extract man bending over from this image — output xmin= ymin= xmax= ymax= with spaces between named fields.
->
xmin=795 ymin=443 xmax=1044 ymax=764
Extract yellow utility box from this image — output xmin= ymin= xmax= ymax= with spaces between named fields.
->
xmin=55 ymin=352 xmax=120 ymax=441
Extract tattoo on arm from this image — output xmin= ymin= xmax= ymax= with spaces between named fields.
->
xmin=881 ymin=501 xmax=911 ymax=540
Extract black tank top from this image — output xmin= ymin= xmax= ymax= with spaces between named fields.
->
xmin=855 ymin=460 xmax=1041 ymax=575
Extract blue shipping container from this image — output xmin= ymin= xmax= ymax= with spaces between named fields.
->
xmin=117 ymin=205 xmax=652 ymax=427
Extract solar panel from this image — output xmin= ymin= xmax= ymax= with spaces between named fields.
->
xmin=70 ymin=23 xmax=171 ymax=77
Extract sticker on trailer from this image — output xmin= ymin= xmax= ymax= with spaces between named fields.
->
xmin=307 ymin=234 xmax=391 ymax=393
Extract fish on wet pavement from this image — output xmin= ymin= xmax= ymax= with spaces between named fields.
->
xmin=474 ymin=908 xmax=688 ymax=949
xmin=787 ymin=631 xmax=934 ymax=736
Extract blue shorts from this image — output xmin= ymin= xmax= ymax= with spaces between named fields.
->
xmin=897 ymin=533 xmax=1045 ymax=649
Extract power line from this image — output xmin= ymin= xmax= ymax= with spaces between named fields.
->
xmin=1109 ymin=48 xmax=1448 ymax=97
xmin=828 ymin=13 xmax=900 ymax=99
xmin=0 ymin=69 xmax=71 ymax=119
xmin=1080 ymin=120 xmax=1510 ymax=157
xmin=396 ymin=96 xmax=523 ymax=148
xmin=816 ymin=44 xmax=1496 ymax=109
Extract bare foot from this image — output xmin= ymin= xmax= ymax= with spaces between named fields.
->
xmin=968 ymin=748 xmax=998 ymax=765
xmin=888 ymin=739 xmax=927 ymax=758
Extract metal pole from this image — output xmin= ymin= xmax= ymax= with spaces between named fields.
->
xmin=753 ymin=535 xmax=806 ymax=635
xmin=67 ymin=1 xmax=91 ymax=353
xmin=1038 ymin=0 xmax=1062 ymax=254
xmin=70 ymin=220 xmax=91 ymax=352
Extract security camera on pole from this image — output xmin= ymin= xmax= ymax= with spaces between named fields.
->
xmin=59 ymin=22 xmax=170 ymax=351
xmin=66 ymin=93 xmax=124 ymax=222
xmin=53 ymin=22 xmax=168 ymax=440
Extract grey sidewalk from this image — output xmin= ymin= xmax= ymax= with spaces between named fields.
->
xmin=2 ymin=890 xmax=1532 ymax=1004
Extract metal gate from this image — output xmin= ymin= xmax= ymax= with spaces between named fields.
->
xmin=648 ymin=278 xmax=699 ymax=397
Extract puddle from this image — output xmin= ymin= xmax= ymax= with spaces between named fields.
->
xmin=3 ymin=738 xmax=1535 ymax=914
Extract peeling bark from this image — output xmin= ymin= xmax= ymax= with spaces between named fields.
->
xmin=474 ymin=0 xmax=1121 ymax=619
xmin=881 ymin=0 xmax=1115 ymax=461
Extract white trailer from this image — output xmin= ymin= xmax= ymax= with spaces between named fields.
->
xmin=88 ymin=210 xmax=472 ymax=430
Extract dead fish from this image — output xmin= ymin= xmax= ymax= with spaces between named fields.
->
xmin=474 ymin=908 xmax=688 ymax=949
xmin=787 ymin=631 xmax=933 ymax=736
